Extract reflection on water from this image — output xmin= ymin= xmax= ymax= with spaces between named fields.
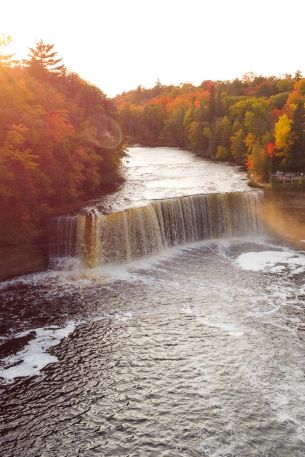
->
xmin=263 ymin=190 xmax=305 ymax=246
xmin=1 ymin=148 xmax=305 ymax=456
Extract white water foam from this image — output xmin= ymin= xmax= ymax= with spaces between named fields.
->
xmin=0 ymin=321 xmax=76 ymax=383
xmin=181 ymin=305 xmax=244 ymax=337
xmin=0 ymin=236 xmax=270 ymax=293
xmin=198 ymin=319 xmax=244 ymax=337
xmin=236 ymin=250 xmax=305 ymax=275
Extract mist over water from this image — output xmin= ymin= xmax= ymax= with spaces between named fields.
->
xmin=1 ymin=147 xmax=305 ymax=456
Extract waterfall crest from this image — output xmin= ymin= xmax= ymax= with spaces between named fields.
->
xmin=49 ymin=191 xmax=263 ymax=268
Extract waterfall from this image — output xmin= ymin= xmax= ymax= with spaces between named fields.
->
xmin=49 ymin=191 xmax=263 ymax=268
xmin=48 ymin=216 xmax=78 ymax=265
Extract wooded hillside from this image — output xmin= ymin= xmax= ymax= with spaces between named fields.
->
xmin=114 ymin=73 xmax=305 ymax=182
xmin=0 ymin=38 xmax=124 ymax=246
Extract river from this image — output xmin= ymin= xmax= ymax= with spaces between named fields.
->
xmin=1 ymin=147 xmax=305 ymax=456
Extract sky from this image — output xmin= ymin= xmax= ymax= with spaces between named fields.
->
xmin=1 ymin=0 xmax=305 ymax=97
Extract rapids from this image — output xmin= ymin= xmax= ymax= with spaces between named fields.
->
xmin=1 ymin=147 xmax=305 ymax=457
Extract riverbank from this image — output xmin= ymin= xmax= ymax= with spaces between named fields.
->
xmin=248 ymin=176 xmax=271 ymax=190
xmin=0 ymin=245 xmax=47 ymax=282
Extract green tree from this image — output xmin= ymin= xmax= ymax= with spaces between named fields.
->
xmin=163 ymin=108 xmax=186 ymax=147
xmin=285 ymin=101 xmax=305 ymax=170
xmin=185 ymin=120 xmax=203 ymax=151
xmin=244 ymin=101 xmax=270 ymax=138
xmin=206 ymin=84 xmax=216 ymax=122
xmin=138 ymin=104 xmax=166 ymax=145
xmin=215 ymin=116 xmax=233 ymax=160
xmin=230 ymin=129 xmax=247 ymax=165
xmin=294 ymin=70 xmax=303 ymax=81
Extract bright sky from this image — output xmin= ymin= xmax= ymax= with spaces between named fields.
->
xmin=1 ymin=0 xmax=304 ymax=97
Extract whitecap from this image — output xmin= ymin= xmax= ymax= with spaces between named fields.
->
xmin=0 ymin=321 xmax=76 ymax=383
xmin=236 ymin=250 xmax=305 ymax=276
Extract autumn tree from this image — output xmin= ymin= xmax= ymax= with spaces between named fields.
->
xmin=0 ymin=48 xmax=123 ymax=246
xmin=114 ymin=75 xmax=305 ymax=177
xmin=275 ymin=114 xmax=291 ymax=150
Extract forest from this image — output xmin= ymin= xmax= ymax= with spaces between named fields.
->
xmin=114 ymin=72 xmax=305 ymax=183
xmin=0 ymin=37 xmax=124 ymax=247
xmin=2 ymin=34 xmax=305 ymax=252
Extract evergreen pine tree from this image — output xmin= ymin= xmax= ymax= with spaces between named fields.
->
xmin=25 ymin=40 xmax=65 ymax=76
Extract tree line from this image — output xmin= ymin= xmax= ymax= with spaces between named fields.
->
xmin=114 ymin=73 xmax=305 ymax=182
xmin=0 ymin=36 xmax=124 ymax=246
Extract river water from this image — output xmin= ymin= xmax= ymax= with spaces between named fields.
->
xmin=1 ymin=147 xmax=305 ymax=457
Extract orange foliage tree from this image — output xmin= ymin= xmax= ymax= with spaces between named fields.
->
xmin=0 ymin=41 xmax=124 ymax=246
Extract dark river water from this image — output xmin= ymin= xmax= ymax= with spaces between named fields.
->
xmin=1 ymin=147 xmax=305 ymax=457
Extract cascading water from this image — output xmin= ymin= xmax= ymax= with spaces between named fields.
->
xmin=49 ymin=190 xmax=263 ymax=268
xmin=48 ymin=216 xmax=79 ymax=265
xmin=4 ymin=148 xmax=305 ymax=457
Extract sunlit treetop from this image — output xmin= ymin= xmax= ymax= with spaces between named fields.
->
xmin=24 ymin=39 xmax=65 ymax=76
xmin=0 ymin=34 xmax=16 ymax=67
